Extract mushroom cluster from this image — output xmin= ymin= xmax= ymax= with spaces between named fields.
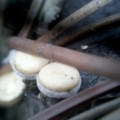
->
xmin=9 ymin=50 xmax=81 ymax=99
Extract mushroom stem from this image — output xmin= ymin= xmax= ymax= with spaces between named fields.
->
xmin=9 ymin=37 xmax=120 ymax=80
xmin=37 ymin=0 xmax=113 ymax=42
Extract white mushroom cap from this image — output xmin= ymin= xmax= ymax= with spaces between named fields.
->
xmin=37 ymin=62 xmax=81 ymax=98
xmin=10 ymin=50 xmax=49 ymax=80
xmin=0 ymin=72 xmax=26 ymax=107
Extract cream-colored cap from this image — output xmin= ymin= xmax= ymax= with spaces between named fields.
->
xmin=10 ymin=50 xmax=49 ymax=80
xmin=0 ymin=72 xmax=26 ymax=107
xmin=37 ymin=62 xmax=81 ymax=98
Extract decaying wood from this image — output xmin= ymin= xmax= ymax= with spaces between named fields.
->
xmin=29 ymin=80 xmax=120 ymax=120
xmin=37 ymin=0 xmax=113 ymax=42
xmin=54 ymin=13 xmax=120 ymax=46
xmin=9 ymin=37 xmax=120 ymax=80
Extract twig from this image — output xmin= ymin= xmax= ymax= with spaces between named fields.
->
xmin=36 ymin=0 xmax=113 ymax=42
xmin=54 ymin=13 xmax=120 ymax=46
xmin=18 ymin=0 xmax=43 ymax=37
xmin=9 ymin=37 xmax=120 ymax=80
xmin=99 ymin=107 xmax=120 ymax=120
xmin=29 ymin=80 xmax=120 ymax=120
xmin=69 ymin=97 xmax=120 ymax=120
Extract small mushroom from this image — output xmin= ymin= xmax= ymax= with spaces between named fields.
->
xmin=37 ymin=62 xmax=81 ymax=98
xmin=10 ymin=50 xmax=49 ymax=80
xmin=0 ymin=72 xmax=26 ymax=107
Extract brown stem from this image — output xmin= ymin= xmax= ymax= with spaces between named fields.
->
xmin=54 ymin=13 xmax=120 ymax=46
xmin=18 ymin=0 xmax=44 ymax=38
xmin=36 ymin=0 xmax=113 ymax=42
xmin=29 ymin=80 xmax=120 ymax=120
xmin=9 ymin=37 xmax=120 ymax=80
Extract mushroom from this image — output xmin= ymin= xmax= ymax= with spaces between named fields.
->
xmin=10 ymin=50 xmax=49 ymax=80
xmin=37 ymin=62 xmax=81 ymax=98
xmin=0 ymin=72 xmax=26 ymax=107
